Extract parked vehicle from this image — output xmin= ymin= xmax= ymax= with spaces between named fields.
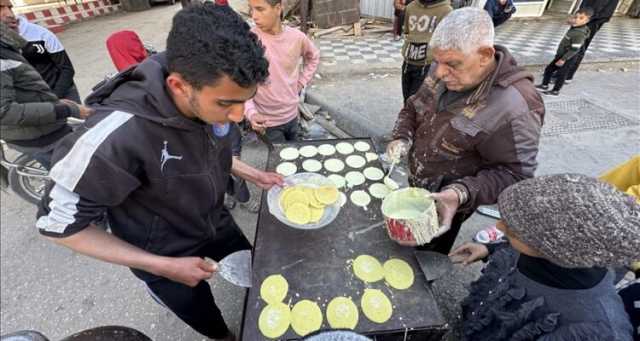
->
xmin=0 ymin=117 xmax=83 ymax=205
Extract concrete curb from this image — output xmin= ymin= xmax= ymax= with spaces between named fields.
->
xmin=306 ymin=91 xmax=391 ymax=139
xmin=16 ymin=0 xmax=120 ymax=33
xmin=317 ymin=58 xmax=640 ymax=77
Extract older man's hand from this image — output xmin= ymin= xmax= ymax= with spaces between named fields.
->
xmin=430 ymin=189 xmax=461 ymax=238
xmin=386 ymin=139 xmax=410 ymax=161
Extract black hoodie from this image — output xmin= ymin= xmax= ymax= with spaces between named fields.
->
xmin=36 ymin=53 xmax=234 ymax=281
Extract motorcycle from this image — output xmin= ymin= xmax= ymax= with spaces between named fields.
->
xmin=0 ymin=117 xmax=84 ymax=205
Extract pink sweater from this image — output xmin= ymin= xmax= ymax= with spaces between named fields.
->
xmin=244 ymin=26 xmax=320 ymax=127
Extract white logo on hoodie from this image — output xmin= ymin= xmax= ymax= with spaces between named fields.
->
xmin=160 ymin=141 xmax=182 ymax=172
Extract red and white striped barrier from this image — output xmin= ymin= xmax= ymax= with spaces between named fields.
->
xmin=20 ymin=0 xmax=121 ymax=33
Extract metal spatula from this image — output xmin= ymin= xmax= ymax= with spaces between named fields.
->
xmin=414 ymin=250 xmax=453 ymax=282
xmin=206 ymin=250 xmax=253 ymax=288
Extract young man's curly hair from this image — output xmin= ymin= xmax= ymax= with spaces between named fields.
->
xmin=166 ymin=3 xmax=269 ymax=89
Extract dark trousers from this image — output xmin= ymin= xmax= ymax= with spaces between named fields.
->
xmin=402 ymin=62 xmax=430 ymax=102
xmin=265 ymin=117 xmax=299 ymax=143
xmin=225 ymin=123 xmax=250 ymax=202
xmin=542 ymin=56 xmax=575 ymax=92
xmin=393 ymin=10 xmax=405 ymax=37
xmin=417 ymin=211 xmax=473 ymax=254
xmin=228 ymin=123 xmax=242 ymax=157
xmin=32 ymin=150 xmax=54 ymax=170
xmin=566 ymin=20 xmax=604 ymax=80
xmin=9 ymin=143 xmax=57 ymax=170
xmin=146 ymin=210 xmax=251 ymax=339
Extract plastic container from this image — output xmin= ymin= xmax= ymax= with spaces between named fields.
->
xmin=381 ymin=187 xmax=440 ymax=245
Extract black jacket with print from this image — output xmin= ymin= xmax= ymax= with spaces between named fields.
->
xmin=36 ymin=53 xmax=233 ymax=281
xmin=18 ymin=19 xmax=77 ymax=99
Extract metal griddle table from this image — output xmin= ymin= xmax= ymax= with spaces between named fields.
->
xmin=241 ymin=138 xmax=448 ymax=341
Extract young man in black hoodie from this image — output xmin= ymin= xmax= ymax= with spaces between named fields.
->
xmin=36 ymin=4 xmax=279 ymax=340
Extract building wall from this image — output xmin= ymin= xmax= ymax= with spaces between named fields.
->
xmin=312 ymin=0 xmax=360 ymax=28
xmin=512 ymin=0 xmax=550 ymax=17
xmin=616 ymin=0 xmax=634 ymax=14
xmin=360 ymin=0 xmax=394 ymax=20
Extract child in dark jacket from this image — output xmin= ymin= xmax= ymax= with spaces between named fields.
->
xmin=450 ymin=174 xmax=637 ymax=340
xmin=536 ymin=7 xmax=593 ymax=96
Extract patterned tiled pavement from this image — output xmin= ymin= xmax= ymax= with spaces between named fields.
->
xmin=317 ymin=17 xmax=640 ymax=67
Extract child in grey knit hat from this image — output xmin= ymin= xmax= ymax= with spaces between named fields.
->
xmin=449 ymin=173 xmax=638 ymax=341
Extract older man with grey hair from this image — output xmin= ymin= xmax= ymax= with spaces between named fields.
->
xmin=386 ymin=7 xmax=545 ymax=254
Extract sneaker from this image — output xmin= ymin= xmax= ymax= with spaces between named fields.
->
xmin=542 ymin=90 xmax=560 ymax=96
xmin=535 ymin=84 xmax=549 ymax=90
xmin=224 ymin=194 xmax=237 ymax=210
xmin=564 ymin=78 xmax=572 ymax=84
xmin=473 ymin=225 xmax=505 ymax=244
xmin=240 ymin=199 xmax=260 ymax=213
xmin=241 ymin=131 xmax=259 ymax=145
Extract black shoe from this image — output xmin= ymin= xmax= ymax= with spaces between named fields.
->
xmin=542 ymin=90 xmax=560 ymax=96
xmin=535 ymin=84 xmax=549 ymax=90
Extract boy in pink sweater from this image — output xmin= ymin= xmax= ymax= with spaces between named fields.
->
xmin=246 ymin=0 xmax=320 ymax=142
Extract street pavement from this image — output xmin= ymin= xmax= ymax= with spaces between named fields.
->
xmin=317 ymin=17 xmax=640 ymax=74
xmin=1 ymin=2 xmax=639 ymax=341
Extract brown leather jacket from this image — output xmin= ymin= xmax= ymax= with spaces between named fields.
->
xmin=392 ymin=46 xmax=545 ymax=212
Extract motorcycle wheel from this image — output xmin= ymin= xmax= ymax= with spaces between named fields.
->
xmin=7 ymin=154 xmax=50 ymax=205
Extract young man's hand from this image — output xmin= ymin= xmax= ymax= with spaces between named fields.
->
xmin=250 ymin=114 xmax=267 ymax=134
xmin=252 ymin=171 xmax=284 ymax=190
xmin=231 ymin=159 xmax=283 ymax=190
xmin=555 ymin=59 xmax=565 ymax=67
xmin=157 ymin=256 xmax=217 ymax=287
xmin=449 ymin=242 xmax=489 ymax=265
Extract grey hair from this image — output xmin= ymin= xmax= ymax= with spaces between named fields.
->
xmin=430 ymin=7 xmax=495 ymax=55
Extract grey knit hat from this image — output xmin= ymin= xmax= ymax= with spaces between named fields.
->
xmin=498 ymin=173 xmax=640 ymax=268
